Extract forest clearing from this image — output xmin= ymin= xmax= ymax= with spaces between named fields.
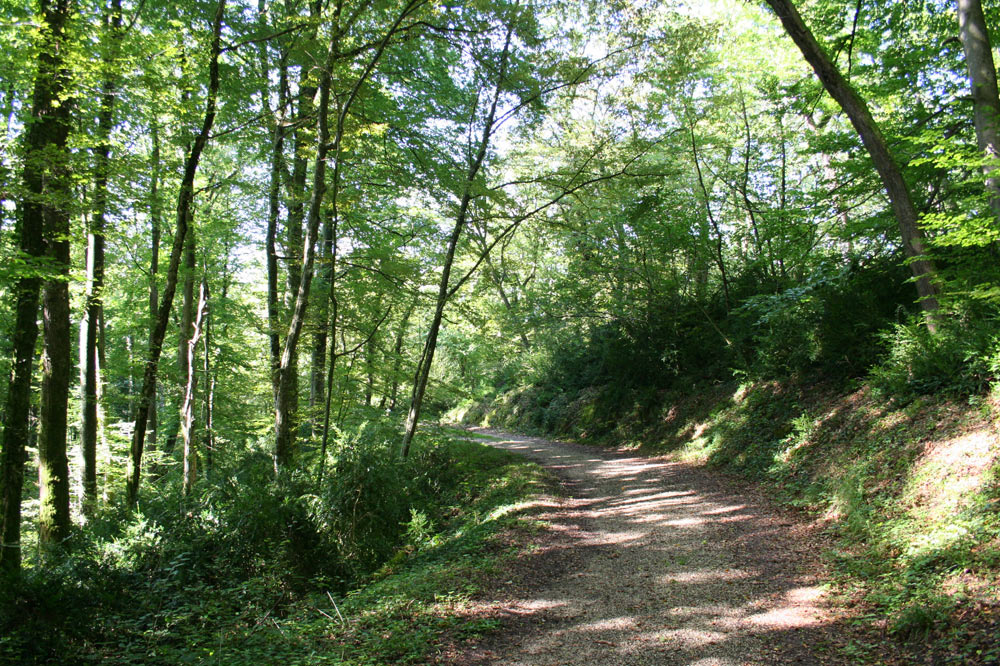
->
xmin=2 ymin=0 xmax=1000 ymax=663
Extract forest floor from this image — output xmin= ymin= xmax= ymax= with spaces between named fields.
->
xmin=441 ymin=428 xmax=867 ymax=666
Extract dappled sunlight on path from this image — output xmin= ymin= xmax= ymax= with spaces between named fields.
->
xmin=450 ymin=429 xmax=845 ymax=666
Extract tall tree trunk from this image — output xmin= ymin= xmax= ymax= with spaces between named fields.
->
xmin=126 ymin=0 xmax=225 ymax=509
xmin=148 ymin=118 xmax=161 ymax=454
xmin=274 ymin=0 xmax=422 ymax=470
xmin=177 ymin=224 xmax=195 ymax=445
xmin=387 ymin=298 xmax=416 ymax=411
xmin=178 ymin=228 xmax=196 ymax=492
xmin=80 ymin=0 xmax=123 ymax=516
xmin=956 ymin=0 xmax=1000 ymax=223
xmin=401 ymin=26 xmax=514 ymax=458
xmin=0 ymin=8 xmax=66 ymax=564
xmin=202 ymin=291 xmax=214 ymax=475
xmin=181 ymin=277 xmax=208 ymax=496
xmin=0 ymin=48 xmax=56 ymax=570
xmin=278 ymin=1 xmax=326 ymax=435
xmin=264 ymin=57 xmax=288 ymax=400
xmin=33 ymin=0 xmax=75 ymax=550
xmin=763 ymin=0 xmax=940 ymax=319
xmin=317 ymin=262 xmax=340 ymax=484
xmin=309 ymin=206 xmax=335 ymax=432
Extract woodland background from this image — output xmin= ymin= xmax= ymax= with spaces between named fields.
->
xmin=2 ymin=0 xmax=1000 ymax=663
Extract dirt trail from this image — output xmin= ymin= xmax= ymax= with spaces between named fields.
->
xmin=453 ymin=429 xmax=852 ymax=666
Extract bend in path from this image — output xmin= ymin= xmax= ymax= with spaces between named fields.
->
xmin=453 ymin=428 xmax=852 ymax=666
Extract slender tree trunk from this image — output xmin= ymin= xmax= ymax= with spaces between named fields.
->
xmin=956 ymin=0 xmax=1000 ymax=223
xmin=688 ymin=124 xmax=731 ymax=312
xmin=177 ymin=224 xmax=195 ymax=449
xmin=181 ymin=278 xmax=208 ymax=496
xmin=148 ymin=119 xmax=161 ymax=454
xmin=309 ymin=206 xmax=335 ymax=432
xmin=178 ymin=228 xmax=196 ymax=492
xmin=763 ymin=0 xmax=940 ymax=319
xmin=401 ymin=26 xmax=514 ymax=458
xmin=274 ymin=0 xmax=422 ymax=470
xmin=273 ymin=48 xmax=333 ymax=471
xmin=387 ymin=298 xmax=416 ymax=411
xmin=317 ymin=291 xmax=339 ymax=485
xmin=80 ymin=0 xmax=122 ymax=516
xmin=126 ymin=0 xmax=225 ymax=509
xmin=264 ymin=59 xmax=287 ymax=400
xmin=202 ymin=295 xmax=214 ymax=475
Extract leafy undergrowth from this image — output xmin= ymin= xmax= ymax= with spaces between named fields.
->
xmin=463 ymin=380 xmax=1000 ymax=664
xmin=0 ymin=431 xmax=549 ymax=666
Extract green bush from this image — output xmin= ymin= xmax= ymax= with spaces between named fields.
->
xmin=0 ymin=420 xmax=477 ymax=665
xmin=737 ymin=258 xmax=913 ymax=380
xmin=869 ymin=306 xmax=1000 ymax=398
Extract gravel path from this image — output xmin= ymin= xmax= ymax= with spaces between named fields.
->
xmin=452 ymin=429 xmax=851 ymax=666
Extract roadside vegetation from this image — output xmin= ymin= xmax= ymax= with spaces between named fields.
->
xmin=1 ymin=426 xmax=549 ymax=665
xmin=458 ymin=313 xmax=1000 ymax=663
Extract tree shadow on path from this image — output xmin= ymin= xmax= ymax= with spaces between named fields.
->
xmin=445 ymin=429 xmax=861 ymax=666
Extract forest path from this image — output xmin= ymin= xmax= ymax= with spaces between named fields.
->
xmin=449 ymin=428 xmax=852 ymax=666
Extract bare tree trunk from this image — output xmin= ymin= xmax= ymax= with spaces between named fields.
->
xmin=309 ymin=206 xmax=335 ymax=433
xmin=148 ymin=119 xmax=161 ymax=454
xmin=80 ymin=0 xmax=123 ymax=516
xmin=0 ymin=0 xmax=72 ymax=569
xmin=957 ymin=0 xmax=1000 ymax=223
xmin=181 ymin=277 xmax=208 ymax=496
xmin=177 ymin=223 xmax=195 ymax=461
xmin=202 ymin=294 xmax=214 ymax=476
xmin=264 ymin=58 xmax=287 ymax=400
xmin=763 ymin=0 xmax=940 ymax=320
xmin=401 ymin=26 xmax=514 ymax=458
xmin=126 ymin=0 xmax=225 ymax=509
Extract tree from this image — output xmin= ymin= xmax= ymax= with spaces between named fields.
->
xmin=956 ymin=0 xmax=1000 ymax=223
xmin=80 ymin=0 xmax=124 ymax=516
xmin=33 ymin=0 xmax=75 ymax=550
xmin=0 ymin=0 xmax=74 ymax=572
xmin=273 ymin=0 xmax=427 ymax=470
xmin=401 ymin=24 xmax=516 ymax=458
xmin=126 ymin=0 xmax=225 ymax=508
xmin=762 ymin=0 xmax=940 ymax=319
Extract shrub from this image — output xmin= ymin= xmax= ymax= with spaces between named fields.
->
xmin=869 ymin=306 xmax=1000 ymax=398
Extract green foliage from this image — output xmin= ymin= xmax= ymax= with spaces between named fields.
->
xmin=0 ymin=431 xmax=548 ymax=665
xmin=736 ymin=258 xmax=915 ymax=379
xmin=869 ymin=306 xmax=1000 ymax=399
